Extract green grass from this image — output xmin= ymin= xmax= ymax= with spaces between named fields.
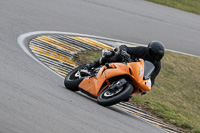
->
xmin=72 ymin=50 xmax=102 ymax=66
xmin=73 ymin=50 xmax=200 ymax=132
xmin=146 ymin=0 xmax=200 ymax=15
xmin=132 ymin=51 xmax=200 ymax=132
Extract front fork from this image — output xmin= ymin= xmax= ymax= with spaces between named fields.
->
xmin=108 ymin=78 xmax=127 ymax=90
xmin=98 ymin=78 xmax=128 ymax=96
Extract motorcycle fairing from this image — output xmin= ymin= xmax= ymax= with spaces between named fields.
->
xmin=78 ymin=59 xmax=151 ymax=98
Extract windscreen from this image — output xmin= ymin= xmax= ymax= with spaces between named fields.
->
xmin=143 ymin=61 xmax=155 ymax=80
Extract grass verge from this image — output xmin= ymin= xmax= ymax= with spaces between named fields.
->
xmin=73 ymin=50 xmax=200 ymax=133
xmin=146 ymin=0 xmax=200 ymax=15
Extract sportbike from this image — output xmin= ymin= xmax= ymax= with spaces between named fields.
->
xmin=64 ymin=53 xmax=154 ymax=106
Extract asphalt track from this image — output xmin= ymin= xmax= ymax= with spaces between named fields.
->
xmin=0 ymin=0 xmax=200 ymax=133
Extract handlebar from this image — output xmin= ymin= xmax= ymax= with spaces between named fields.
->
xmin=121 ymin=54 xmax=139 ymax=63
xmin=113 ymin=47 xmax=139 ymax=63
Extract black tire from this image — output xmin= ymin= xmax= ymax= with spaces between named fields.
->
xmin=64 ymin=64 xmax=86 ymax=91
xmin=97 ymin=83 xmax=133 ymax=106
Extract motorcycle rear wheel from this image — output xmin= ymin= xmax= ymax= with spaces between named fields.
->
xmin=97 ymin=83 xmax=133 ymax=106
xmin=64 ymin=64 xmax=86 ymax=91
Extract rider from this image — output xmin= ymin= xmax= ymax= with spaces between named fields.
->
xmin=86 ymin=41 xmax=165 ymax=87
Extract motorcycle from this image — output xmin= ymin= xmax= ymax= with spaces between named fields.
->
xmin=64 ymin=53 xmax=155 ymax=106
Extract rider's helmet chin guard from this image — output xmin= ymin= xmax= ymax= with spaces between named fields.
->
xmin=148 ymin=41 xmax=165 ymax=61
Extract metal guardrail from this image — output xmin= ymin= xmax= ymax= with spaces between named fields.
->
xmin=28 ymin=34 xmax=184 ymax=133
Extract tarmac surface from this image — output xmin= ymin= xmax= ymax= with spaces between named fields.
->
xmin=0 ymin=0 xmax=199 ymax=132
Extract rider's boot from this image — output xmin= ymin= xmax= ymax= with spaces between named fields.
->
xmin=86 ymin=50 xmax=115 ymax=70
xmin=86 ymin=59 xmax=101 ymax=70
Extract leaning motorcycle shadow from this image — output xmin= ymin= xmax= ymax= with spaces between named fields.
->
xmin=74 ymin=90 xmax=136 ymax=118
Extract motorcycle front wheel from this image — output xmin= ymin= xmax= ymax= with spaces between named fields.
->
xmin=64 ymin=64 xmax=86 ymax=91
xmin=97 ymin=83 xmax=133 ymax=106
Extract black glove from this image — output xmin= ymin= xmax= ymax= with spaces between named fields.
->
xmin=120 ymin=49 xmax=130 ymax=59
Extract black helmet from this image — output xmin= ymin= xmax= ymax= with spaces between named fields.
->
xmin=148 ymin=41 xmax=165 ymax=61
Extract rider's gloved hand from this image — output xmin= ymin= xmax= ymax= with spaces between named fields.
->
xmin=120 ymin=49 xmax=130 ymax=59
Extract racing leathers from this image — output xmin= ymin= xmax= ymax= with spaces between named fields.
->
xmin=87 ymin=45 xmax=162 ymax=87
